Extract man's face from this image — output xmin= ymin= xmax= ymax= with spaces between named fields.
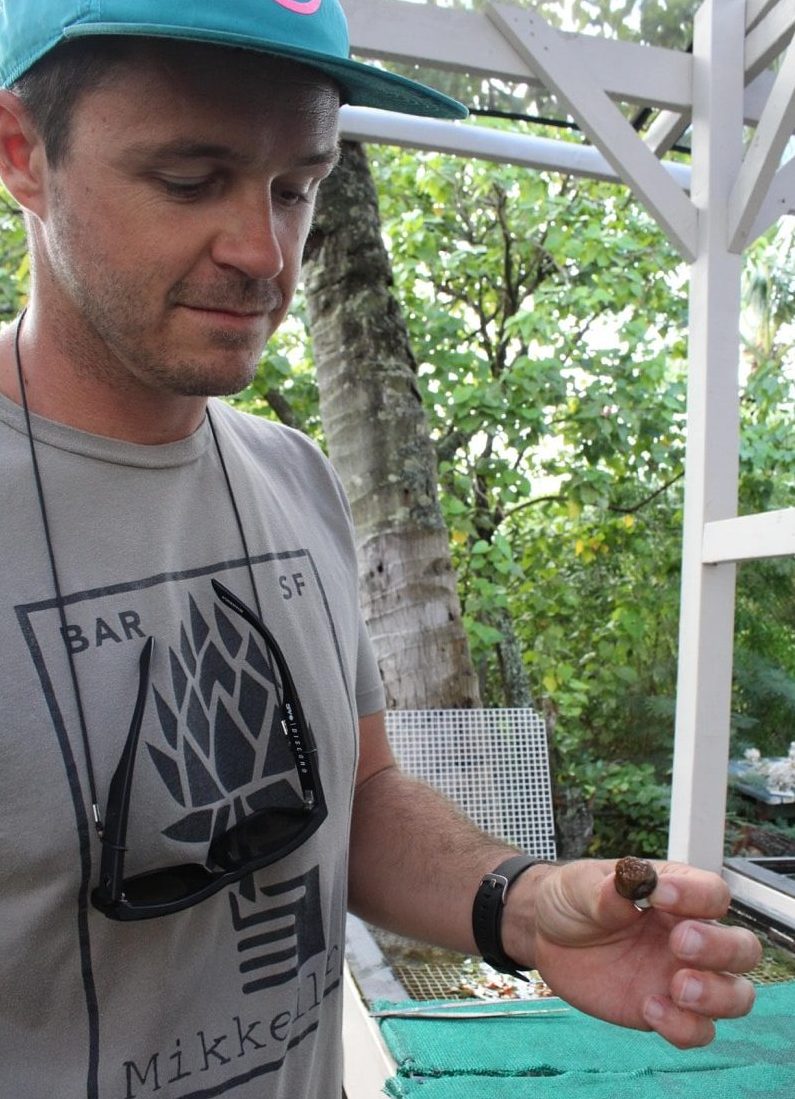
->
xmin=33 ymin=44 xmax=339 ymax=398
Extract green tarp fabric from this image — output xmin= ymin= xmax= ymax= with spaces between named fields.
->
xmin=376 ymin=980 xmax=795 ymax=1097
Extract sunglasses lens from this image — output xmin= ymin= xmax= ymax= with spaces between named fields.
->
xmin=120 ymin=863 xmax=216 ymax=906
xmin=209 ymin=805 xmax=317 ymax=870
xmin=94 ymin=801 xmax=326 ymax=917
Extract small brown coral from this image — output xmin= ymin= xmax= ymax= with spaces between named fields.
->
xmin=614 ymin=856 xmax=657 ymax=902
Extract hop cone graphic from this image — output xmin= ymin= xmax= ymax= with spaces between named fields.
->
xmin=146 ymin=593 xmax=303 ymax=848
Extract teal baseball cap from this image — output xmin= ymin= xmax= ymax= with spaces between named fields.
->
xmin=0 ymin=0 xmax=467 ymax=119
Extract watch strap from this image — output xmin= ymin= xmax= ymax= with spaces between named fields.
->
xmin=471 ymin=854 xmax=542 ymax=979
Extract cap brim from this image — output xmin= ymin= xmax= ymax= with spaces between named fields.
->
xmin=63 ymin=22 xmax=468 ymax=119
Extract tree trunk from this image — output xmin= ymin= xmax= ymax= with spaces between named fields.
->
xmin=543 ymin=703 xmax=594 ymax=859
xmin=493 ymin=606 xmax=536 ymax=708
xmin=303 ymin=142 xmax=480 ymax=709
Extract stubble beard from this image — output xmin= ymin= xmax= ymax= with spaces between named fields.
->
xmin=44 ymin=203 xmax=284 ymax=398
xmin=66 ymin=272 xmax=279 ymax=398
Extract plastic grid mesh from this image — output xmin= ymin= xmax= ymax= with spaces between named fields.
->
xmin=384 ymin=709 xmax=556 ymax=860
xmin=391 ymin=964 xmax=472 ymax=1001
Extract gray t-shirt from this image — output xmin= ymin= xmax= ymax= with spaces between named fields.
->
xmin=0 ymin=395 xmax=384 ymax=1098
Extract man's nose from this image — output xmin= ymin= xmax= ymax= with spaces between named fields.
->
xmin=211 ymin=192 xmax=284 ymax=280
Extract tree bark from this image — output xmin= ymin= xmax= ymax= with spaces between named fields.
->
xmin=303 ymin=142 xmax=480 ymax=709
xmin=493 ymin=606 xmax=536 ymax=708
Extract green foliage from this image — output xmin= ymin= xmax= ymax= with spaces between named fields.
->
xmin=0 ymin=189 xmax=28 ymax=320
xmin=511 ymin=500 xmax=682 ymax=766
xmin=581 ymin=760 xmax=671 ymax=857
xmin=370 ymin=141 xmax=688 ymax=768
xmin=367 ymin=142 xmax=795 ymax=854
xmin=733 ymin=560 xmax=795 ymax=756
xmin=565 ymin=0 xmax=697 ymax=47
xmin=730 ymin=230 xmax=795 ymax=757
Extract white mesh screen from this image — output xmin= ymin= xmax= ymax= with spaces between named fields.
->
xmin=384 ymin=709 xmax=556 ymax=860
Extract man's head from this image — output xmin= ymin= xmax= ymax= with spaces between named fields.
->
xmin=0 ymin=0 xmax=464 ymax=426
xmin=1 ymin=41 xmax=344 ymax=400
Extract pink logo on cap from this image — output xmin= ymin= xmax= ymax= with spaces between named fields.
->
xmin=272 ymin=0 xmax=322 ymax=13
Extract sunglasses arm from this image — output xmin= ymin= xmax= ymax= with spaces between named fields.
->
xmin=212 ymin=580 xmax=320 ymax=807
xmin=96 ymin=636 xmax=154 ymax=903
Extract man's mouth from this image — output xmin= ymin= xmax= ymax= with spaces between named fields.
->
xmin=171 ymin=281 xmax=284 ymax=318
xmin=179 ymin=304 xmax=264 ymax=316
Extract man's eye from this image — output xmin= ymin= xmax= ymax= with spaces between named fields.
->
xmin=159 ymin=177 xmax=213 ymax=200
xmin=276 ymin=184 xmax=313 ymax=207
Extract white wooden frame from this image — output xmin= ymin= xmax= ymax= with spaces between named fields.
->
xmin=342 ymin=963 xmax=396 ymax=1096
xmin=340 ymin=0 xmax=795 ymax=928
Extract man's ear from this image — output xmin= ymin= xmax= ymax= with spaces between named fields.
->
xmin=0 ymin=90 xmax=48 ymax=216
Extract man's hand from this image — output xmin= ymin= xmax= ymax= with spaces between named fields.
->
xmin=502 ymin=860 xmax=762 ymax=1049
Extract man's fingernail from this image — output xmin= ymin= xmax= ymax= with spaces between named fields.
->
xmin=644 ymin=996 xmax=666 ymax=1024
xmin=678 ymin=926 xmax=703 ymax=958
xmin=679 ymin=977 xmax=703 ymax=1005
xmin=651 ymin=881 xmax=678 ymax=906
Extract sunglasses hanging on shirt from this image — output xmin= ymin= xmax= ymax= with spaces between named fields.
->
xmin=14 ymin=311 xmax=327 ymax=921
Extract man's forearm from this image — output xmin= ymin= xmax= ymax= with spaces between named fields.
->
xmin=347 ymin=761 xmax=541 ymax=956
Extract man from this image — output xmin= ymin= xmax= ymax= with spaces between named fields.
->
xmin=0 ymin=1 xmax=761 ymax=1096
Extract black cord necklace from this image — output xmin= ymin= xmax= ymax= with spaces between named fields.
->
xmin=14 ymin=310 xmax=263 ymax=838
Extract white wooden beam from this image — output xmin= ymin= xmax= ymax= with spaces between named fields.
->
xmin=729 ymin=30 xmax=795 ymax=252
xmin=745 ymin=0 xmax=795 ymax=83
xmin=340 ymin=106 xmax=694 ymax=188
xmin=723 ymin=867 xmax=795 ymax=930
xmin=747 ymin=0 xmax=785 ymax=34
xmin=702 ymin=508 xmax=795 ymax=563
xmin=668 ymin=0 xmax=746 ymax=872
xmin=342 ymin=965 xmax=395 ymax=1097
xmin=485 ymin=2 xmax=697 ymax=260
xmin=344 ymin=0 xmax=693 ymax=111
xmin=745 ymin=69 xmax=778 ymax=126
xmin=344 ymin=1 xmax=795 ymax=155
xmin=646 ymin=21 xmax=795 ymax=161
xmin=644 ymin=109 xmax=691 ymax=156
xmin=747 ymin=155 xmax=795 ymax=241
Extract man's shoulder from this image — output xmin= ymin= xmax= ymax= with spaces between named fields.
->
xmin=209 ymin=399 xmax=339 ymax=485
xmin=210 ymin=398 xmax=319 ymax=455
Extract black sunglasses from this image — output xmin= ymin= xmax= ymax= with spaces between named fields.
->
xmin=91 ymin=580 xmax=327 ymax=921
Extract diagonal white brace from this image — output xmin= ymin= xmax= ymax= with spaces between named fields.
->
xmin=729 ymin=27 xmax=795 ymax=252
xmin=747 ymin=0 xmax=791 ymax=34
xmin=644 ymin=109 xmax=691 ymax=156
xmin=746 ymin=155 xmax=795 ymax=242
xmin=745 ymin=0 xmax=795 ymax=83
xmin=486 ymin=2 xmax=697 ymax=261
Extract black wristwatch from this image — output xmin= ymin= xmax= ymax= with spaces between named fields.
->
xmin=471 ymin=854 xmax=543 ymax=979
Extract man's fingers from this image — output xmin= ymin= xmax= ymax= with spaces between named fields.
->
xmin=599 ymin=863 xmax=735 ymax=926
xmin=642 ymin=996 xmax=716 ymax=1049
xmin=670 ymin=970 xmax=757 ymax=1020
xmin=643 ymin=865 xmax=732 ymax=920
xmin=641 ymin=968 xmax=756 ymax=1047
xmin=670 ymin=920 xmax=763 ymax=974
